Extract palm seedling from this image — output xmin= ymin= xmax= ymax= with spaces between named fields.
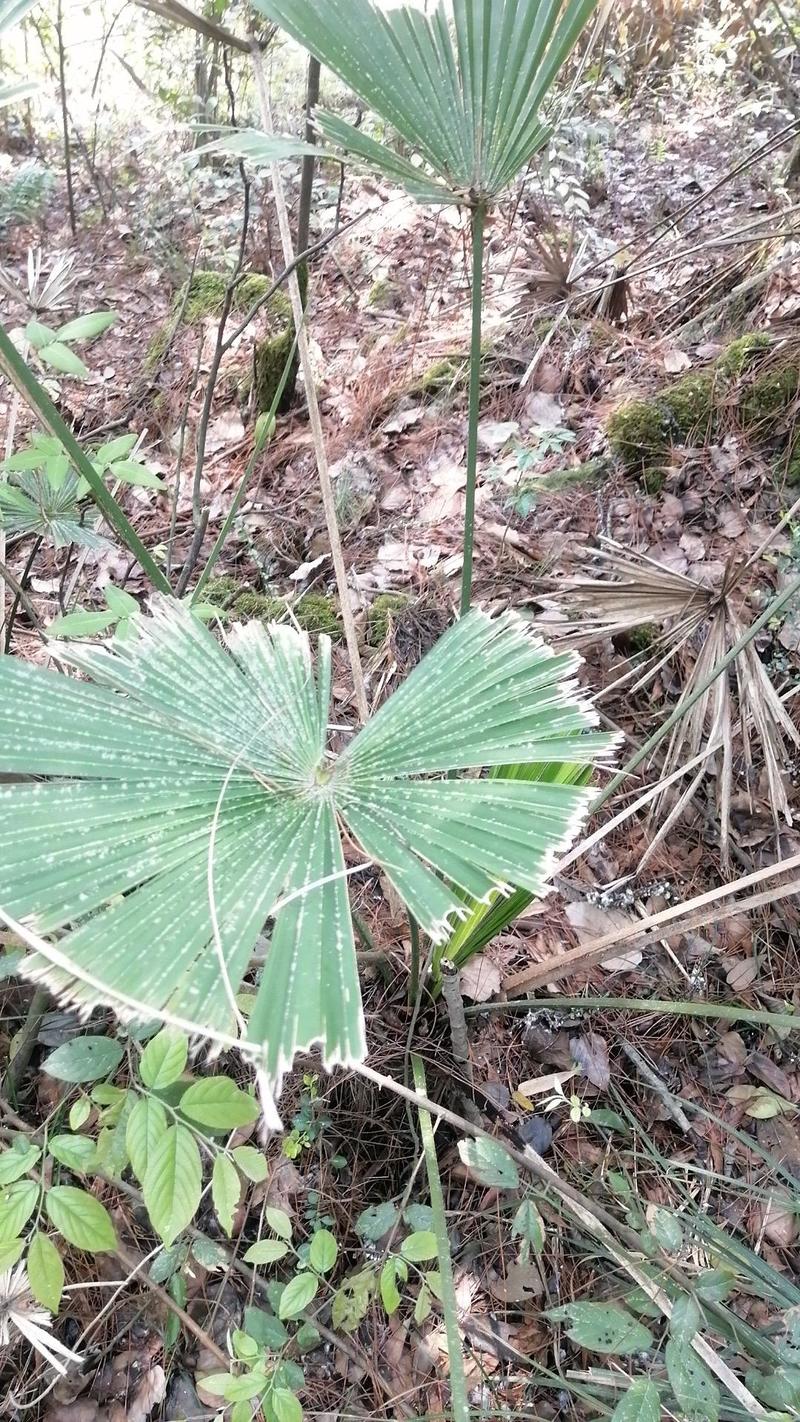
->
xmin=0 ymin=602 xmax=615 ymax=1117
xmin=250 ymin=0 xmax=600 ymax=613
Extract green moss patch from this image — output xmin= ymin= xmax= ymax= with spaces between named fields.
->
xmin=661 ymin=373 xmax=715 ymax=438
xmin=367 ymin=593 xmax=411 ymax=648
xmin=716 ymin=332 xmax=771 ymax=378
xmin=607 ymin=399 xmax=670 ymax=474
xmin=202 ymin=576 xmax=240 ymax=610
xmin=201 ymin=579 xmax=342 ymax=638
xmin=145 ymin=267 xmax=306 ymax=411
xmin=740 ymin=366 xmax=799 ymax=430
xmin=253 ymin=263 xmax=308 ymax=416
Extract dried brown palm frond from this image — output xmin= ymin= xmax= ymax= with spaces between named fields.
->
xmin=544 ymin=540 xmax=800 ymax=865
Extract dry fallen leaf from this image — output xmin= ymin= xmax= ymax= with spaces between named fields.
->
xmin=663 ymin=349 xmax=691 ymax=374
xmin=488 ymin=1260 xmax=545 ymax=1303
xmin=517 ymin=1068 xmax=575 ymax=1097
xmin=755 ymin=1189 xmax=799 ymax=1248
xmin=477 ymin=420 xmax=520 ymax=452
xmin=459 ymin=958 xmax=501 ymax=1002
xmin=570 ymin=1031 xmax=611 ymax=1090
xmin=724 ymin=955 xmax=760 ymax=991
xmin=565 ymin=901 xmax=643 ymax=973
xmin=126 ymin=1367 xmax=167 ymax=1422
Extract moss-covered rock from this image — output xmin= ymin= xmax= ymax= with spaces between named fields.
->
xmin=740 ymin=366 xmax=799 ymax=430
xmin=367 ymin=592 xmax=411 ymax=648
xmin=607 ymin=399 xmax=669 ymax=474
xmin=252 ymin=262 xmax=308 ymax=416
xmin=204 ymin=581 xmax=343 ymax=638
xmin=717 ymin=331 xmax=771 ymax=378
xmin=367 ymin=276 xmax=403 ymax=311
xmin=202 ymin=575 xmax=241 ymax=610
xmin=293 ymin=593 xmax=343 ymax=638
xmin=661 ymin=373 xmax=715 ymax=438
xmin=232 ymin=591 xmax=285 ymax=622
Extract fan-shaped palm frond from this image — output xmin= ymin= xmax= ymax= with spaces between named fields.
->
xmin=252 ymin=0 xmax=598 ymax=207
xmin=0 ymin=471 xmax=111 ymax=551
xmin=0 ymin=602 xmax=614 ymax=1099
xmin=545 ymin=540 xmax=800 ymax=865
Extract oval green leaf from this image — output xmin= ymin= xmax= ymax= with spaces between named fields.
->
xmin=38 ymin=342 xmax=89 ymax=378
xmin=665 ymin=1338 xmax=720 ymax=1421
xmin=56 ymin=312 xmax=116 ymax=343
xmin=142 ymin=1125 xmax=202 ymax=1247
xmin=556 ymin=1302 xmax=654 ymax=1356
xmin=46 ymin=610 xmax=119 ymax=640
xmin=232 ymin=1146 xmax=268 ymax=1182
xmin=212 ymin=1153 xmax=241 ymax=1238
xmin=139 ymin=1027 xmax=188 ymax=1090
xmin=48 ymin=1134 xmax=97 ymax=1173
xmin=400 ymin=1230 xmax=438 ymax=1263
xmin=0 ymin=1180 xmax=38 ymax=1241
xmin=179 ymin=1078 xmax=260 ymax=1132
xmin=110 ymin=459 xmax=165 ymax=490
xmin=309 ymin=1228 xmax=338 ymax=1274
xmin=243 ymin=1238 xmax=290 ymax=1266
xmin=43 ymin=1036 xmax=123 ymax=1082
xmin=457 ymin=1137 xmax=519 ymax=1190
xmin=0 ymin=1139 xmax=41 ymax=1185
xmin=266 ymin=1206 xmax=293 ymax=1240
xmin=46 ymin=1185 xmax=117 ymax=1253
xmin=126 ymin=1095 xmax=168 ymax=1184
xmin=609 ymin=1379 xmax=661 ymax=1422
xmin=278 ymin=1272 xmax=319 ymax=1320
xmin=27 ymin=1231 xmax=65 ymax=1312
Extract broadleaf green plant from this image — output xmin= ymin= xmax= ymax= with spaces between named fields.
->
xmin=0 ymin=602 xmax=614 ymax=1120
xmin=0 ymin=325 xmax=170 ymax=591
xmin=251 ymin=0 xmax=599 ymax=611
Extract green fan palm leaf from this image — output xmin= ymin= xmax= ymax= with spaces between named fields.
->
xmin=0 ymin=472 xmax=111 ymax=551
xmin=252 ymin=0 xmax=598 ymax=205
xmin=441 ymin=759 xmax=591 ymax=971
xmin=0 ymin=603 xmax=614 ymax=1105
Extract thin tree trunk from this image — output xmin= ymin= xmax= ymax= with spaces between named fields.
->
xmin=56 ymin=0 xmax=76 ymax=236
xmin=297 ymin=56 xmax=320 ymax=254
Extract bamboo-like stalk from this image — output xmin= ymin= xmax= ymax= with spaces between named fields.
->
xmin=466 ymin=995 xmax=800 ymax=1032
xmin=411 ymin=1054 xmax=470 ymax=1422
xmin=459 ymin=201 xmax=486 ymax=615
xmin=250 ymin=44 xmax=368 ymax=723
xmin=0 ymin=336 xmax=24 ymax=654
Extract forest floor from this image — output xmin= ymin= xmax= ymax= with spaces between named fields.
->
xmin=2 ymin=39 xmax=800 ymax=1422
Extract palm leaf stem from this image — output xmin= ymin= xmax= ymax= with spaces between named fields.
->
xmin=412 ymin=1054 xmax=469 ymax=1422
xmin=460 ymin=200 xmax=486 ymax=614
xmin=250 ymin=41 xmax=368 ymax=721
